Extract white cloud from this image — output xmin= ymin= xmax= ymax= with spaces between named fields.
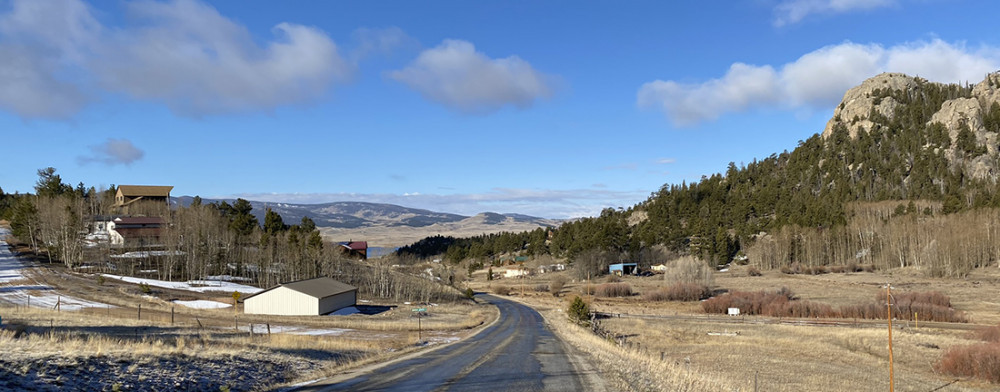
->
xmin=0 ymin=0 xmax=99 ymax=118
xmin=638 ymin=63 xmax=780 ymax=126
xmin=639 ymin=39 xmax=1000 ymax=126
xmin=95 ymin=0 xmax=351 ymax=116
xmin=78 ymin=138 xmax=145 ymax=166
xmin=389 ymin=39 xmax=556 ymax=114
xmin=655 ymin=158 xmax=677 ymax=164
xmin=0 ymin=0 xmax=351 ymax=119
xmin=774 ymin=0 xmax=896 ymax=26
xmin=227 ymin=188 xmax=648 ymax=219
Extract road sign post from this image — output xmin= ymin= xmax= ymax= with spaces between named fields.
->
xmin=412 ymin=308 xmax=427 ymax=343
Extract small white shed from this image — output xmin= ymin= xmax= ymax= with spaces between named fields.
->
xmin=243 ymin=277 xmax=357 ymax=316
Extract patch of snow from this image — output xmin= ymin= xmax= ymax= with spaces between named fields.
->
xmin=101 ymin=274 xmax=263 ymax=294
xmin=173 ymin=300 xmax=231 ymax=309
xmin=110 ymin=250 xmax=186 ymax=259
xmin=719 ymin=268 xmax=729 ymax=272
xmin=203 ymin=275 xmax=252 ymax=282
xmin=0 ymin=228 xmax=113 ymax=310
xmin=327 ymin=306 xmax=360 ymax=316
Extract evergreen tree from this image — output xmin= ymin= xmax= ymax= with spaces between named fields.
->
xmin=263 ymin=208 xmax=287 ymax=234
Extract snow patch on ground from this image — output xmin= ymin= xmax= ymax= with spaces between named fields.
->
xmin=101 ymin=274 xmax=263 ymax=294
xmin=110 ymin=250 xmax=186 ymax=259
xmin=238 ymin=323 xmax=351 ymax=336
xmin=0 ymin=228 xmax=113 ymax=310
xmin=173 ymin=299 xmax=231 ymax=309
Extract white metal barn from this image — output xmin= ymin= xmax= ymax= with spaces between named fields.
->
xmin=242 ymin=277 xmax=358 ymax=316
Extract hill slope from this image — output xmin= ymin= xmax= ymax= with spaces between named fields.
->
xmin=421 ymin=71 xmax=1000 ymax=269
xmin=172 ymin=197 xmax=559 ymax=247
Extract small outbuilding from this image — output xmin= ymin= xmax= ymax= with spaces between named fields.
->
xmin=609 ymin=263 xmax=638 ymax=276
xmin=242 ymin=277 xmax=357 ymax=316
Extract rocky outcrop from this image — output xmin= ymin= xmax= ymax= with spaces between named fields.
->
xmin=823 ymin=71 xmax=1000 ymax=180
xmin=822 ymin=73 xmax=921 ymax=139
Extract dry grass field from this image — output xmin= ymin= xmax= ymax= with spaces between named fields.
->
xmin=473 ymin=263 xmax=1000 ymax=392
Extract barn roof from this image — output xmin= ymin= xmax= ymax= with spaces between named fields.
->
xmin=113 ymin=217 xmax=164 ymax=226
xmin=339 ymin=241 xmax=367 ymax=251
xmin=243 ymin=277 xmax=357 ymax=301
xmin=117 ymin=185 xmax=174 ymax=197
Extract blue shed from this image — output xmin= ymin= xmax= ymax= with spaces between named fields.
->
xmin=609 ymin=263 xmax=638 ymax=276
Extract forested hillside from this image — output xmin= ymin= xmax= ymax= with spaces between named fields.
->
xmin=400 ymin=72 xmax=1000 ymax=276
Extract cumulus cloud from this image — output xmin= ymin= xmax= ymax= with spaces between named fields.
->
xmin=229 ymin=187 xmax=648 ymax=219
xmin=774 ymin=0 xmax=896 ymax=26
xmin=389 ymin=39 xmax=556 ymax=114
xmin=638 ymin=39 xmax=1000 ymax=127
xmin=0 ymin=0 xmax=99 ymax=118
xmin=0 ymin=0 xmax=351 ymax=119
xmin=78 ymin=138 xmax=145 ymax=166
xmin=350 ymin=27 xmax=419 ymax=62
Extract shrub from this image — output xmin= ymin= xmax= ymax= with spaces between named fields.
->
xmin=643 ymin=283 xmax=710 ymax=302
xmin=663 ymin=256 xmax=713 ymax=287
xmin=534 ymin=284 xmax=549 ymax=292
xmin=847 ymin=262 xmax=859 ymax=272
xmin=493 ymin=285 xmax=511 ymax=295
xmin=594 ymin=283 xmax=632 ymax=298
xmin=701 ymin=287 xmax=837 ymax=318
xmin=747 ymin=266 xmax=762 ymax=277
xmin=550 ymin=277 xmax=566 ymax=297
xmin=936 ymin=343 xmax=1000 ymax=383
xmin=830 ymin=265 xmax=845 ymax=273
xmin=567 ymin=296 xmax=591 ymax=324
xmin=840 ymin=290 xmax=966 ymax=323
xmin=138 ymin=282 xmax=151 ymax=294
xmin=464 ymin=287 xmax=474 ymax=299
xmin=605 ymin=275 xmax=621 ymax=283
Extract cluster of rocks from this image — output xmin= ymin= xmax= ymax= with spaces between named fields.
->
xmin=0 ymin=353 xmax=317 ymax=391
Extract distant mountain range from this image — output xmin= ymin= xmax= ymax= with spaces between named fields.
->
xmin=172 ymin=198 xmax=560 ymax=246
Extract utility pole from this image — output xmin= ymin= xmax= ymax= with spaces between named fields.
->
xmin=887 ymin=283 xmax=894 ymax=392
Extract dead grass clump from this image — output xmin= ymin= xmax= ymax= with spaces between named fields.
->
xmin=595 ymin=283 xmax=632 ymax=298
xmin=977 ymin=324 xmax=1000 ymax=343
xmin=746 ymin=266 xmax=762 ymax=277
xmin=493 ymin=285 xmax=511 ymax=295
xmin=534 ymin=284 xmax=549 ymax=292
xmin=642 ymin=283 xmax=710 ymax=302
xmin=935 ymin=343 xmax=1000 ymax=383
xmin=829 ymin=265 xmax=845 ymax=273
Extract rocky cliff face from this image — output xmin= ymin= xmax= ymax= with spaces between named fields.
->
xmin=823 ymin=72 xmax=1000 ymax=180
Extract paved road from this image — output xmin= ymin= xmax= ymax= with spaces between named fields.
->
xmin=296 ymin=294 xmax=598 ymax=392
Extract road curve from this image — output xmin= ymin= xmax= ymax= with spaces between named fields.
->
xmin=295 ymin=294 xmax=598 ymax=392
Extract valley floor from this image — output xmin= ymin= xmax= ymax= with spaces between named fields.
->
xmin=471 ymin=264 xmax=1000 ymax=391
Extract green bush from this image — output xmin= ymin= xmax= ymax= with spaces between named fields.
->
xmin=568 ymin=296 xmax=590 ymax=324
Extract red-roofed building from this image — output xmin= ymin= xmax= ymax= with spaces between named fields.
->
xmin=338 ymin=241 xmax=368 ymax=260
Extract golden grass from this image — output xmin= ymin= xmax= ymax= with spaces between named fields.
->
xmin=473 ymin=267 xmax=1000 ymax=392
xmin=534 ymin=302 xmax=739 ymax=392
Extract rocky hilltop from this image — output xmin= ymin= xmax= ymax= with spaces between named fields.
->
xmin=823 ymin=72 xmax=1000 ymax=179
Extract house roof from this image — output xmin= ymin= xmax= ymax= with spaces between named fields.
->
xmin=117 ymin=185 xmax=174 ymax=198
xmin=113 ymin=217 xmax=164 ymax=226
xmin=243 ymin=277 xmax=357 ymax=301
xmin=339 ymin=241 xmax=368 ymax=251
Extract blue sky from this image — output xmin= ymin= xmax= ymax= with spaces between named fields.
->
xmin=1 ymin=0 xmax=999 ymax=218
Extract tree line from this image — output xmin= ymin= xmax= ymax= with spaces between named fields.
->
xmin=0 ymin=168 xmax=463 ymax=302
